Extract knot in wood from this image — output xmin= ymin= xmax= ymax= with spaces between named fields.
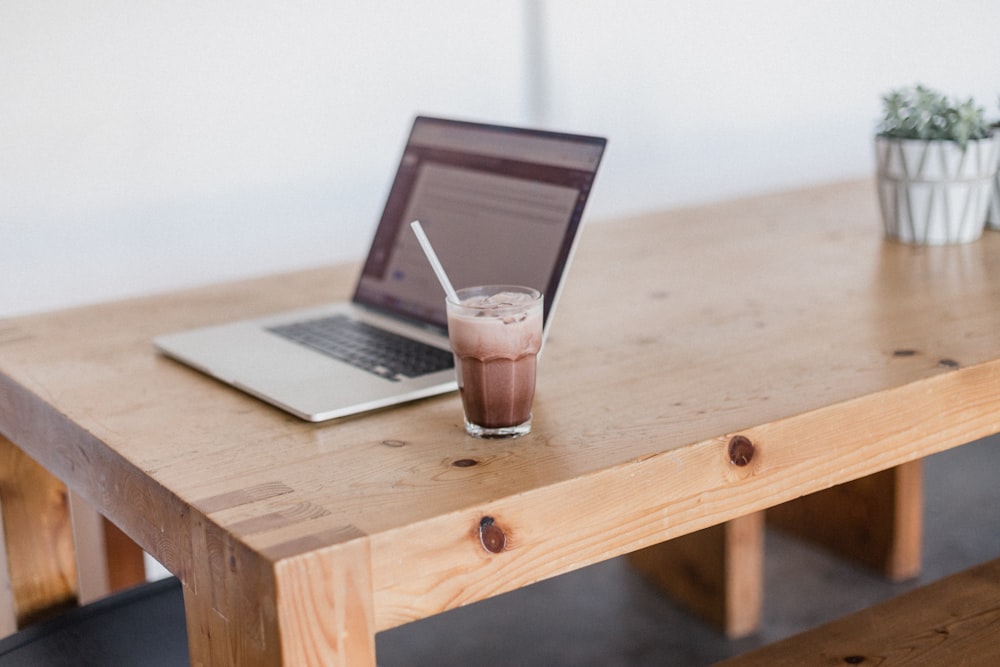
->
xmin=478 ymin=516 xmax=506 ymax=554
xmin=728 ymin=435 xmax=755 ymax=466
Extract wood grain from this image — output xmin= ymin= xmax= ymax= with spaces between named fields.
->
xmin=1 ymin=179 xmax=999 ymax=663
xmin=0 ymin=436 xmax=76 ymax=626
xmin=769 ymin=460 xmax=924 ymax=580
xmin=69 ymin=493 xmax=147 ymax=604
xmin=629 ymin=512 xmax=764 ymax=638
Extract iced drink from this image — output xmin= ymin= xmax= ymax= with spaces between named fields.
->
xmin=446 ymin=285 xmax=543 ymax=438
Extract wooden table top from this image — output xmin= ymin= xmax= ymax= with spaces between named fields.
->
xmin=2 ymin=178 xmax=999 ymax=662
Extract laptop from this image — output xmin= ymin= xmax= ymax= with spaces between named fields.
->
xmin=155 ymin=116 xmax=606 ymax=421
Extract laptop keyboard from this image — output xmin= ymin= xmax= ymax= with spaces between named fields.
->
xmin=268 ymin=314 xmax=454 ymax=382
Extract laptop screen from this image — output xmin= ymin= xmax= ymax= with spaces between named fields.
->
xmin=353 ymin=116 xmax=606 ymax=331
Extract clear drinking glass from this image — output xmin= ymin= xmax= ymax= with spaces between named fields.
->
xmin=446 ymin=285 xmax=543 ymax=438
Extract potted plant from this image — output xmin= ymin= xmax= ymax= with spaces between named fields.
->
xmin=875 ymin=84 xmax=999 ymax=245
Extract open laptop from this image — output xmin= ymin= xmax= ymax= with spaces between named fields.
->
xmin=155 ymin=116 xmax=606 ymax=421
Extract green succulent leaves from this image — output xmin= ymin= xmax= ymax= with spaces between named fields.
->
xmin=879 ymin=84 xmax=991 ymax=150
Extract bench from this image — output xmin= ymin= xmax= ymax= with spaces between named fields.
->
xmin=714 ymin=556 xmax=1000 ymax=666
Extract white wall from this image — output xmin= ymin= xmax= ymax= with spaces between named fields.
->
xmin=3 ymin=1 xmax=999 ymax=317
xmin=542 ymin=1 xmax=1000 ymax=215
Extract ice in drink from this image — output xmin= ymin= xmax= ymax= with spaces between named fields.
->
xmin=446 ymin=286 xmax=543 ymax=438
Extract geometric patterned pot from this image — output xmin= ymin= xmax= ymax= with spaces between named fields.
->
xmin=875 ymin=135 xmax=999 ymax=244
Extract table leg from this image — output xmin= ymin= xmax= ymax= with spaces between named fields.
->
xmin=628 ymin=511 xmax=765 ymax=638
xmin=0 ymin=435 xmax=77 ymax=628
xmin=629 ymin=462 xmax=922 ymax=639
xmin=0 ymin=435 xmax=148 ymax=634
xmin=767 ymin=460 xmax=923 ymax=581
xmin=0 ymin=505 xmax=13 ymax=637
xmin=183 ymin=520 xmax=377 ymax=666
xmin=69 ymin=492 xmax=147 ymax=604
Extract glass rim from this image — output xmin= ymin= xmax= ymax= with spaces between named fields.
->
xmin=446 ymin=284 xmax=542 ymax=307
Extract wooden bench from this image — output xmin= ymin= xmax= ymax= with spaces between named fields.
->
xmin=714 ymin=556 xmax=1000 ymax=666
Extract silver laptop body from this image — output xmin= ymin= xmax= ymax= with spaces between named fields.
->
xmin=155 ymin=116 xmax=606 ymax=421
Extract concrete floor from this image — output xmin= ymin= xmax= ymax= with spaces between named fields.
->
xmin=375 ymin=434 xmax=1000 ymax=666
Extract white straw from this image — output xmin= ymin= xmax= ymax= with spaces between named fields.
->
xmin=409 ymin=220 xmax=459 ymax=303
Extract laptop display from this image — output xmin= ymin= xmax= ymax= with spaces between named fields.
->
xmin=354 ymin=116 xmax=606 ymax=331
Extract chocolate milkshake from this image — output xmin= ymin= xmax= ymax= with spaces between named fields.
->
xmin=446 ymin=286 xmax=543 ymax=438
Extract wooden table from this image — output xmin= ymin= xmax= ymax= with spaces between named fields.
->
xmin=2 ymin=179 xmax=999 ymax=664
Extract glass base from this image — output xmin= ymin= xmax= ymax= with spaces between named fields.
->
xmin=464 ymin=416 xmax=532 ymax=439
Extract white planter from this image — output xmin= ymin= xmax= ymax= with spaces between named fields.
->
xmin=875 ymin=135 xmax=999 ymax=245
